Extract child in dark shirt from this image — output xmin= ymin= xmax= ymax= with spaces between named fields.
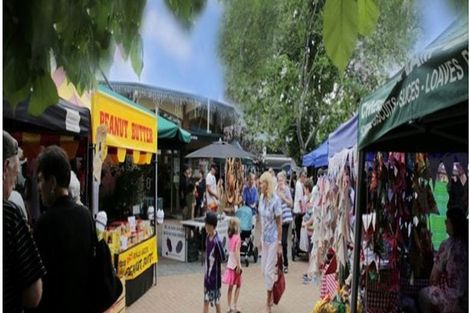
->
xmin=203 ymin=212 xmax=226 ymax=313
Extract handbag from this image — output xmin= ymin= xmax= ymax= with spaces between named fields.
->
xmin=272 ymin=256 xmax=285 ymax=305
xmin=90 ymin=219 xmax=123 ymax=312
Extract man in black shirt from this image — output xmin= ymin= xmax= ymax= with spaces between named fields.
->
xmin=180 ymin=165 xmax=193 ymax=218
xmin=3 ymin=131 xmax=46 ymax=313
xmin=34 ymin=145 xmax=96 ymax=313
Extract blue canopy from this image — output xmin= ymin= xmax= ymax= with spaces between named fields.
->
xmin=302 ymin=140 xmax=328 ymax=168
xmin=327 ymin=114 xmax=358 ymax=158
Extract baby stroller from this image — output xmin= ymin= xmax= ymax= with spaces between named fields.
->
xmin=235 ymin=206 xmax=259 ymax=267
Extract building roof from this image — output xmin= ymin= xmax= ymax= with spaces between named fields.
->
xmin=108 ymin=81 xmax=235 ymax=110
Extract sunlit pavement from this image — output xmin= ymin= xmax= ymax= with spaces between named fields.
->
xmin=127 ymin=257 xmax=320 ymax=313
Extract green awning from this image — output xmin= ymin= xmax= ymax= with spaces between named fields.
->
xmin=358 ymin=16 xmax=468 ymax=150
xmin=158 ymin=115 xmax=192 ymax=143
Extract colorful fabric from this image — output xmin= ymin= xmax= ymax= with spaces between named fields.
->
xmin=259 ymin=194 xmax=282 ymax=244
xmin=433 ymin=180 xmax=449 ymax=216
xmin=429 ymin=214 xmax=448 ymax=251
xmin=320 ymin=273 xmax=338 ymax=299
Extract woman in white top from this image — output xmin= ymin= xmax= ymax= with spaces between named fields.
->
xmin=258 ymin=172 xmax=282 ymax=313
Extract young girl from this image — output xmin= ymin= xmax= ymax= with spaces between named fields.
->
xmin=222 ymin=218 xmax=242 ymax=313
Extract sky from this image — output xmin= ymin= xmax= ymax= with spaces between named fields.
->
xmin=108 ymin=0 xmax=225 ymax=101
xmin=108 ymin=0 xmax=462 ymax=102
xmin=414 ymin=0 xmax=458 ymax=51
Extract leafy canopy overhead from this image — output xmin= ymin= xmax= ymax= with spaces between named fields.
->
xmin=164 ymin=0 xmax=207 ymax=30
xmin=4 ymin=0 xmax=146 ymax=116
xmin=219 ymin=0 xmax=418 ymax=161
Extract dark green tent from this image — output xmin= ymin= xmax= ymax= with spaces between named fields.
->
xmin=158 ymin=115 xmax=192 ymax=144
xmin=358 ymin=16 xmax=468 ymax=152
xmin=351 ymin=16 xmax=468 ymax=313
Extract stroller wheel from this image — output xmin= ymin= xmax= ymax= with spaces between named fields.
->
xmin=253 ymin=247 xmax=258 ymax=263
xmin=245 ymin=258 xmax=249 ymax=267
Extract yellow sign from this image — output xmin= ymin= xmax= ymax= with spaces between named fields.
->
xmin=92 ymin=87 xmax=157 ymax=154
xmin=117 ymin=236 xmax=158 ymax=280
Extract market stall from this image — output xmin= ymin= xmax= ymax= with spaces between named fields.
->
xmin=92 ymin=85 xmax=158 ymax=307
xmin=3 ymin=97 xmax=91 ymax=220
xmin=309 ymin=114 xmax=359 ymax=310
xmin=349 ymin=16 xmax=468 ymax=313
xmin=159 ymin=141 xmax=252 ymax=263
xmin=303 ymin=139 xmax=329 ymax=168
xmin=155 ymin=114 xmax=192 ymax=218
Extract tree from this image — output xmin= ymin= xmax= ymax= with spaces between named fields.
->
xmin=164 ymin=0 xmax=207 ymax=30
xmin=219 ymin=0 xmax=418 ymax=162
xmin=322 ymin=0 xmax=461 ymax=72
xmin=4 ymin=0 xmax=146 ymax=116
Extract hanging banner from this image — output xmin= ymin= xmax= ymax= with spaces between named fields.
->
xmin=358 ymin=18 xmax=468 ymax=149
xmin=92 ymin=86 xmax=157 ymax=154
xmin=117 ymin=236 xmax=158 ymax=280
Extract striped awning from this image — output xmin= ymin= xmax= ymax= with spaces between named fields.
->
xmin=10 ymin=131 xmax=85 ymax=160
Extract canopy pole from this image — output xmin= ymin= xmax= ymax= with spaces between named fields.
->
xmin=351 ymin=150 xmax=365 ymax=313
xmin=154 ymin=105 xmax=159 ymax=286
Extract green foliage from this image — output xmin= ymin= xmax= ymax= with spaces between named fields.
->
xmin=131 ymin=35 xmax=144 ymax=77
xmin=29 ymin=73 xmax=59 ymax=116
xmin=358 ymin=0 xmax=379 ymax=36
xmin=323 ymin=0 xmax=382 ymax=72
xmin=323 ymin=0 xmax=358 ymax=72
xmin=164 ymin=0 xmax=207 ymax=30
xmin=447 ymin=0 xmax=468 ymax=12
xmin=219 ymin=0 xmax=417 ymax=163
xmin=3 ymin=0 xmax=146 ymax=116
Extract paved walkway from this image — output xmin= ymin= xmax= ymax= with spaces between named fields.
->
xmin=127 ymin=258 xmax=319 ymax=313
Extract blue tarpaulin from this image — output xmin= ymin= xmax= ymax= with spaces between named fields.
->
xmin=302 ymin=140 xmax=328 ymax=168
xmin=328 ymin=114 xmax=358 ymax=158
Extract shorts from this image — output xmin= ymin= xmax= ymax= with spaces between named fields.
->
xmin=204 ymin=288 xmax=221 ymax=305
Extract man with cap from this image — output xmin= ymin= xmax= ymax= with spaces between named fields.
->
xmin=3 ymin=130 xmax=46 ymax=312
